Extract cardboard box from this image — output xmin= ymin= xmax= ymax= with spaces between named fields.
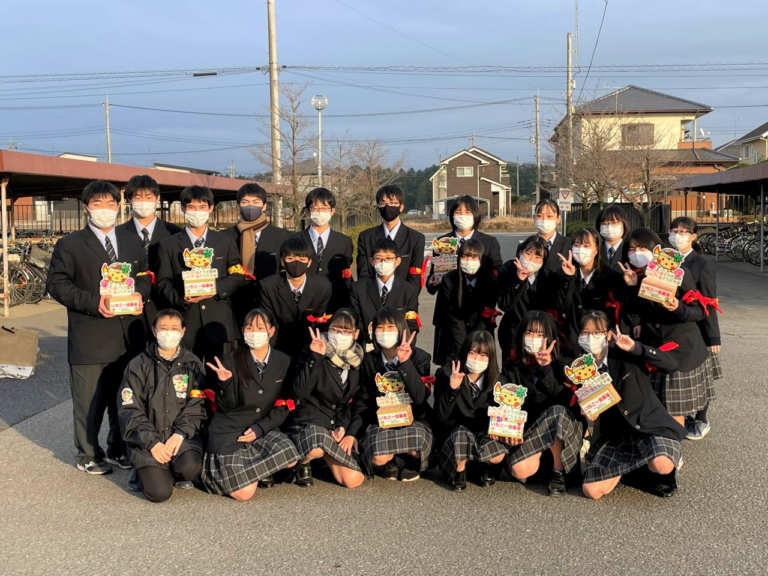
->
xmin=488 ymin=406 xmax=527 ymax=439
xmin=184 ymin=278 xmax=217 ymax=297
xmin=105 ymin=294 xmax=142 ymax=315
xmin=377 ymin=404 xmax=413 ymax=428
xmin=638 ymin=276 xmax=675 ymax=304
xmin=577 ymin=382 xmax=621 ymax=419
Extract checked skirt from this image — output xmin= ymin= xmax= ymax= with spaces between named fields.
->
xmin=651 ymin=359 xmax=715 ymax=418
xmin=360 ymin=420 xmax=434 ymax=476
xmin=506 ymin=405 xmax=584 ymax=474
xmin=437 ymin=425 xmax=508 ymax=479
xmin=582 ymin=434 xmax=681 ymax=484
xmin=286 ymin=423 xmax=363 ymax=472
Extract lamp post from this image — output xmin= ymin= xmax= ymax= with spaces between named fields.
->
xmin=311 ymin=94 xmax=328 ymax=187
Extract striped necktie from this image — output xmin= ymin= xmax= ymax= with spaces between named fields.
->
xmin=608 ymin=246 xmax=615 ymax=261
xmin=316 ymin=235 xmax=324 ymax=262
xmin=381 ymin=285 xmax=389 ymax=305
xmin=104 ymin=236 xmax=117 ymax=263
xmin=294 ymin=290 xmax=302 ymax=304
xmin=254 ymin=360 xmax=265 ymax=378
xmin=194 ymin=236 xmax=204 ymax=248
xmin=141 ymin=228 xmax=150 ymax=253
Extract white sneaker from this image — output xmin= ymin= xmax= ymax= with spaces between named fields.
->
xmin=686 ymin=420 xmax=711 ymax=441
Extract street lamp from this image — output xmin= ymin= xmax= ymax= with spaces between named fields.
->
xmin=311 ymin=94 xmax=328 ymax=186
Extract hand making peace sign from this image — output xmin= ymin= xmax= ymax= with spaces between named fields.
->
xmin=558 ymin=250 xmax=577 ymax=277
xmin=449 ymin=359 xmax=465 ymax=390
xmin=513 ymin=257 xmax=529 ymax=281
xmin=308 ymin=327 xmax=327 ymax=355
xmin=396 ymin=329 xmax=416 ymax=364
xmin=617 ymin=262 xmax=638 ymax=286
xmin=205 ymin=356 xmax=232 ymax=382
xmin=534 ymin=337 xmax=556 ymax=367
xmin=610 ymin=324 xmax=635 ymax=352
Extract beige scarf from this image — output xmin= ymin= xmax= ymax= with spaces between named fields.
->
xmin=237 ymin=214 xmax=268 ymax=275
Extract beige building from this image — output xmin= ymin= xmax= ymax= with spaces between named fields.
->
xmin=726 ymin=121 xmax=768 ymax=165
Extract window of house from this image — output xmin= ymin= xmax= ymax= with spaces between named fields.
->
xmin=438 ymin=170 xmax=447 ymax=188
xmin=456 ymin=166 xmax=474 ymax=177
xmin=621 ymin=123 xmax=654 ymax=146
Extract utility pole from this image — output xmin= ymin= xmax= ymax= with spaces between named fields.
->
xmin=472 ymin=133 xmax=476 ymax=147
xmin=534 ymin=94 xmax=541 ymax=202
xmin=230 ymin=160 xmax=235 ymax=179
xmin=103 ymin=95 xmax=112 ymax=164
xmin=574 ymin=0 xmax=579 ymax=68
xmin=516 ymin=156 xmax=520 ymax=197
xmin=566 ymin=32 xmax=573 ymax=184
xmin=267 ymin=0 xmax=283 ymax=227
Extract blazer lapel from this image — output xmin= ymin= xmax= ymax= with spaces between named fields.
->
xmin=279 ymin=277 xmax=300 ymax=313
xmin=459 ymin=375 xmax=476 ymax=408
xmin=82 ymin=225 xmax=112 ymax=264
xmin=366 ymin=280 xmax=383 ymax=308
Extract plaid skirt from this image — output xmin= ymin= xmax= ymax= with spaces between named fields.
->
xmin=651 ymin=358 xmax=714 ymax=417
xmin=201 ymin=430 xmax=300 ymax=495
xmin=438 ymin=426 xmax=508 ymax=478
xmin=506 ymin=405 xmax=584 ymax=474
xmin=361 ymin=420 xmax=434 ymax=477
xmin=286 ymin=423 xmax=363 ymax=473
xmin=582 ymin=434 xmax=681 ymax=484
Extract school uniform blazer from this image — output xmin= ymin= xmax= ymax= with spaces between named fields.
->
xmin=46 ymin=225 xmax=152 ymax=365
xmin=350 ymin=276 xmax=421 ymax=347
xmin=348 ymin=347 xmax=433 ymax=438
xmin=433 ymin=362 xmax=494 ymax=435
xmin=679 ymin=251 xmax=721 ymax=347
xmin=257 ymin=273 xmax=332 ymax=359
xmin=523 ymin=232 xmax=572 ymax=273
xmin=296 ymin=228 xmax=353 ymax=312
xmin=289 ymin=346 xmax=361 ymax=431
xmin=356 ymin=223 xmax=426 ymax=292
xmin=205 ymin=348 xmax=293 ymax=455
xmin=603 ymin=239 xmax=627 ymax=272
xmin=425 ymin=229 xmax=503 ymax=295
xmin=155 ymin=229 xmax=245 ymax=348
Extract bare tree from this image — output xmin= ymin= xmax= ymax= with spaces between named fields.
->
xmin=350 ymin=139 xmax=406 ymax=223
xmin=323 ymin=132 xmax=357 ymax=232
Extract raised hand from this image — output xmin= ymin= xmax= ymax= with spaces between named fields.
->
xmin=558 ymin=250 xmax=576 ymax=277
xmin=610 ymin=324 xmax=635 ymax=352
xmin=513 ymin=257 xmax=528 ymax=281
xmin=205 ymin=356 xmax=233 ymax=382
xmin=449 ymin=359 xmax=465 ymax=390
xmin=617 ymin=262 xmax=638 ymax=286
xmin=308 ymin=327 xmax=326 ymax=355
xmin=535 ymin=337 xmax=556 ymax=366
xmin=396 ymin=329 xmax=416 ymax=364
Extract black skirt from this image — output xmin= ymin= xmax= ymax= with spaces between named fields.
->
xmin=360 ymin=420 xmax=434 ymax=476
xmin=582 ymin=434 xmax=682 ymax=483
xmin=437 ymin=425 xmax=508 ymax=478
xmin=286 ymin=423 xmax=363 ymax=473
xmin=506 ymin=405 xmax=584 ymax=474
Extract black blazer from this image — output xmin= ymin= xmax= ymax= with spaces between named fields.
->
xmin=296 ymin=228 xmax=353 ymax=312
xmin=289 ymin=346 xmax=361 ymax=431
xmin=205 ymin=347 xmax=293 ymax=455
xmin=433 ymin=361 xmax=495 ymax=435
xmin=602 ymin=238 xmax=627 ymax=272
xmin=155 ymin=229 xmax=245 ymax=348
xmin=426 ymin=229 xmax=503 ymax=294
xmin=525 ymin=232 xmax=572 ymax=273
xmin=350 ymin=276 xmax=420 ymax=348
xmin=679 ymin=251 xmax=721 ymax=347
xmin=46 ymin=225 xmax=152 ymax=365
xmin=356 ymin=223 xmax=426 ymax=292
xmin=257 ymin=273 xmax=332 ymax=359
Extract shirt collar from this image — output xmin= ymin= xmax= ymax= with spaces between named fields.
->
xmin=185 ymin=226 xmax=208 ymax=246
xmin=250 ymin=346 xmax=271 ymax=365
xmin=308 ymin=225 xmax=331 ymax=247
xmin=289 ymin=276 xmax=307 ymax=294
xmin=133 ymin=216 xmax=157 ymax=238
xmin=580 ymin=269 xmax=595 ymax=285
xmin=382 ymin=220 xmax=402 ymax=240
xmin=88 ymin=223 xmax=117 ymax=252
xmin=381 ymin=352 xmax=399 ymax=367
xmin=545 ymin=231 xmax=557 ymax=247
xmin=527 ymin=271 xmax=538 ymax=285
xmin=465 ymin=277 xmax=477 ymax=288
xmin=456 ymin=229 xmax=475 ymax=241
xmin=376 ymin=274 xmax=395 ymax=293
xmin=606 ymin=238 xmax=622 ymax=251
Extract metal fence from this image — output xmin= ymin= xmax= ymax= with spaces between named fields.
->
xmin=568 ymin=202 xmax=671 ymax=233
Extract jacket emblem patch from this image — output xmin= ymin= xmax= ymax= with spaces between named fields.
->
xmin=173 ymin=374 xmax=189 ymax=398
xmin=121 ymin=389 xmax=133 ymax=405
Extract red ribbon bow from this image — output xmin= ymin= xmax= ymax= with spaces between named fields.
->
xmin=421 ymin=375 xmax=436 ymax=392
xmin=202 ymin=389 xmax=217 ymax=413
xmin=417 ymin=256 xmax=431 ymax=288
xmin=605 ymin=291 xmax=622 ymax=326
xmin=481 ymin=307 xmax=501 ymax=326
xmin=682 ymin=290 xmax=723 ymax=316
xmin=307 ymin=314 xmax=332 ymax=324
xmin=245 ymin=273 xmax=257 ymax=282
xmin=274 ymin=399 xmax=296 ymax=411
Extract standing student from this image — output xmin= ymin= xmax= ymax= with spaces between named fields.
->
xmin=222 ymin=183 xmax=292 ymax=327
xmin=47 ymin=181 xmax=151 ymax=475
xmin=156 ymin=185 xmax=245 ymax=364
xmin=258 ymin=236 xmax=332 ymax=359
xmin=285 ymin=310 xmax=366 ymax=489
xmin=434 ymin=330 xmax=507 ymax=491
xmin=349 ymin=308 xmax=433 ymax=482
xmin=596 ymin=205 xmax=630 ymax=271
xmin=202 ymin=308 xmax=300 ymax=501
xmin=432 ymin=238 xmax=499 ymax=366
xmin=350 ymin=238 xmax=420 ymax=351
xmin=357 ymin=184 xmax=426 ymax=292
xmin=118 ymin=309 xmax=206 ymax=503
xmin=296 ymin=187 xmax=353 ymax=312
xmin=531 ymin=198 xmax=571 ymax=273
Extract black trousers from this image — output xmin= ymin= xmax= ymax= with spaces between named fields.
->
xmin=137 ymin=450 xmax=203 ymax=503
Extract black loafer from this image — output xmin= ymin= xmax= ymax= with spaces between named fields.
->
xmin=399 ymin=456 xmax=420 ymax=482
xmin=452 ymin=469 xmax=467 ymax=491
xmin=548 ymin=469 xmax=567 ymax=496
xmin=479 ymin=463 xmax=503 ymax=487
xmin=294 ymin=463 xmax=313 ymax=488
xmin=382 ymin=460 xmax=398 ymax=480
xmin=259 ymin=475 xmax=275 ymax=489
xmin=650 ymin=472 xmax=677 ymax=498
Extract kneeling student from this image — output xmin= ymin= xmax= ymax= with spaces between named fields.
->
xmin=202 ymin=308 xmax=300 ymax=501
xmin=118 ymin=309 xmax=206 ymax=503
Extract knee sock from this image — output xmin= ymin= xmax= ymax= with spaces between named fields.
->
xmin=696 ymin=404 xmax=709 ymax=423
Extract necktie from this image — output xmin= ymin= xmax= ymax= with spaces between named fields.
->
xmin=254 ymin=232 xmax=259 ymax=251
xmin=459 ymin=237 xmax=465 ymax=247
xmin=316 ymin=236 xmax=324 ymax=262
xmin=470 ymin=379 xmax=481 ymax=399
xmin=385 ymin=361 xmax=398 ymax=372
xmin=254 ymin=360 xmax=265 ymax=378
xmin=194 ymin=236 xmax=204 ymax=248
xmin=465 ymin=282 xmax=474 ymax=299
xmin=608 ymin=246 xmax=615 ymax=261
xmin=381 ymin=285 xmax=389 ymax=305
xmin=141 ymin=229 xmax=150 ymax=253
xmin=104 ymin=236 xmax=117 ymax=263
xmin=294 ymin=290 xmax=302 ymax=304
xmin=581 ymin=278 xmax=588 ymax=291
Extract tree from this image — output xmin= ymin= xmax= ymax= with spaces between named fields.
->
xmin=350 ymin=139 xmax=406 ymax=222
xmin=324 ymin=132 xmax=357 ymax=232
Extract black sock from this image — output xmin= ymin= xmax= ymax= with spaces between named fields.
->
xmin=696 ymin=404 xmax=709 ymax=423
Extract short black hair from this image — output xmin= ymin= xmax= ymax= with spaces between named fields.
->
xmin=670 ymin=216 xmax=703 ymax=254
xmin=571 ymin=226 xmax=605 ymax=275
xmin=371 ymin=307 xmax=409 ymax=353
xmin=534 ymin=198 xmax=559 ymax=218
xmin=456 ymin=330 xmax=499 ymax=391
xmin=305 ymin=187 xmax=336 ymax=210
xmin=449 ymin=195 xmax=482 ymax=232
xmin=623 ymin=228 xmax=661 ymax=262
xmin=516 ymin=235 xmax=548 ymax=259
xmin=329 ymin=308 xmax=360 ymax=332
xmin=279 ymin=235 xmax=312 ymax=260
xmin=237 ymin=182 xmax=267 ymax=204
xmin=512 ymin=310 xmax=560 ymax=363
xmin=180 ymin=185 xmax=214 ymax=208
xmin=596 ymin=205 xmax=630 ymax=237
xmin=376 ymin=185 xmax=404 ymax=206
xmin=82 ymin=181 xmax=120 ymax=205
xmin=153 ymin=308 xmax=186 ymax=329
xmin=125 ymin=175 xmax=159 ymax=201
xmin=579 ymin=310 xmax=610 ymax=334
xmin=371 ymin=238 xmax=401 ymax=259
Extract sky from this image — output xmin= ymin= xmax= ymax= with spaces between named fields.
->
xmin=2 ymin=0 xmax=767 ymax=176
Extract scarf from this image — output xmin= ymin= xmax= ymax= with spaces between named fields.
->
xmin=321 ymin=333 xmax=364 ymax=370
xmin=237 ymin=213 xmax=269 ymax=275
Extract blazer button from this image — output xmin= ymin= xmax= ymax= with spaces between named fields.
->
xmin=635 ymin=425 xmax=641 ymax=429
xmin=258 ymin=390 xmax=263 ymax=394
xmin=319 ymin=267 xmax=323 ymax=272
xmin=201 ymin=305 xmax=206 ymax=310
xmin=330 ymin=419 xmax=335 ymax=425
xmin=624 ymin=410 xmax=628 ymax=415
xmin=655 ymin=323 xmax=660 ymax=328
xmin=331 ymin=404 xmax=336 ymax=409
xmin=256 ymin=408 xmax=261 ymax=413
xmin=577 ymin=305 xmax=582 ymax=309
xmin=166 ymin=410 xmax=170 ymax=413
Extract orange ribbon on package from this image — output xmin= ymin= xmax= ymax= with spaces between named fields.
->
xmin=404 ymin=311 xmax=422 ymax=329
xmin=274 ymin=399 xmax=296 ymax=411
xmin=605 ymin=291 xmax=622 ymax=326
xmin=307 ymin=313 xmax=332 ymax=324
xmin=481 ymin=307 xmax=501 ymax=326
xmin=682 ymin=290 xmax=723 ymax=316
xmin=136 ymin=270 xmax=155 ymax=285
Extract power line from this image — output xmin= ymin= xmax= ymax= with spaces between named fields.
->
xmin=576 ymin=0 xmax=609 ymax=102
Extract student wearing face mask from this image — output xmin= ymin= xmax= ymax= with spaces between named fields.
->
xmin=117 ymin=309 xmax=207 ymax=502
xmin=295 ymin=188 xmax=353 ymax=312
xmin=201 ymin=308 xmax=300 ymax=501
xmin=596 ymin=206 xmax=630 ymax=270
xmin=286 ymin=310 xmax=366 ymax=489
xmin=47 ymin=181 xmax=152 ymax=476
xmin=527 ymin=199 xmax=571 ymax=273
xmin=258 ymin=237 xmax=332 ymax=360
xmin=349 ymin=308 xmax=433 ymax=482
xmin=433 ymin=238 xmax=499 ymax=366
xmin=351 ymin=238 xmax=420 ymax=351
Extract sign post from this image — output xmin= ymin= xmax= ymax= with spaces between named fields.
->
xmin=557 ymin=188 xmax=573 ymax=236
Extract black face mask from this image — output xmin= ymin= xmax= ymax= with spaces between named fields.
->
xmin=379 ymin=205 xmax=401 ymax=223
xmin=284 ymin=260 xmax=309 ymax=278
xmin=240 ymin=205 xmax=263 ymax=222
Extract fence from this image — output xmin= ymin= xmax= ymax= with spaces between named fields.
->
xmin=568 ymin=202 xmax=671 ymax=233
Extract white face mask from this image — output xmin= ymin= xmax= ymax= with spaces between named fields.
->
xmin=535 ymin=218 xmax=557 ymax=234
xmin=155 ymin=330 xmax=182 ymax=351
xmin=571 ymin=247 xmax=595 ymax=266
xmin=131 ymin=201 xmax=157 ymax=219
xmin=600 ymin=224 xmax=623 ymax=241
xmin=460 ymin=259 xmax=481 ymax=275
xmin=519 ymin=255 xmax=542 ymax=274
xmin=88 ymin=208 xmax=118 ymax=229
xmin=629 ymin=249 xmax=652 ymax=268
xmin=185 ymin=210 xmax=210 ymax=228
xmin=464 ymin=357 xmax=488 ymax=375
xmin=244 ymin=331 xmax=270 ymax=350
xmin=578 ymin=334 xmax=607 ymax=356
xmin=523 ymin=336 xmax=544 ymax=354
xmin=373 ymin=260 xmax=396 ymax=278
xmin=329 ymin=331 xmax=354 ymax=351
xmin=668 ymin=233 xmax=692 ymax=251
xmin=310 ymin=211 xmax=332 ymax=226
xmin=453 ymin=214 xmax=474 ymax=231
xmin=375 ymin=331 xmax=399 ymax=349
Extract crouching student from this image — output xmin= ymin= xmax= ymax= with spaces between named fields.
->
xmin=434 ymin=330 xmax=506 ymax=491
xmin=201 ymin=309 xmax=300 ymax=501
xmin=500 ymin=311 xmax=585 ymax=496
xmin=350 ymin=308 xmax=433 ymax=482
xmin=579 ymin=311 xmax=687 ymax=500
xmin=118 ymin=309 xmax=206 ymax=503
xmin=285 ymin=310 xmax=365 ymax=489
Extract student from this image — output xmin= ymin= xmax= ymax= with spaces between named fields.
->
xmin=222 ymin=183 xmax=292 ymax=327
xmin=296 ymin=187 xmax=353 ymax=312
xmin=350 ymin=238 xmax=420 ymax=351
xmin=118 ymin=308 xmax=206 ymax=502
xmin=257 ymin=236 xmax=332 ymax=359
xmin=285 ymin=310 xmax=366 ymax=489
xmin=202 ymin=308 xmax=300 ymax=501
xmin=531 ymin=198 xmax=571 ymax=273
xmin=357 ymin=184 xmax=426 ymax=292
xmin=156 ymin=185 xmax=245 ymax=364
xmin=500 ymin=311 xmax=584 ymax=496
xmin=348 ymin=308 xmax=433 ymax=481
xmin=426 ymin=195 xmax=502 ymax=294
xmin=47 ymin=181 xmax=152 ymax=475
xmin=596 ymin=205 xmax=630 ymax=270
xmin=667 ymin=216 xmax=722 ymax=440
xmin=579 ymin=312 xmax=687 ymax=499
xmin=434 ymin=330 xmax=506 ymax=490
xmin=117 ymin=174 xmax=182 ymax=325
xmin=433 ymin=238 xmax=499 ymax=366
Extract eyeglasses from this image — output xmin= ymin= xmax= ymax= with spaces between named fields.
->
xmin=668 ymin=229 xmax=692 ymax=235
xmin=579 ymin=330 xmax=607 ymax=337
xmin=377 ymin=202 xmax=400 ymax=208
xmin=330 ymin=328 xmax=354 ymax=336
xmin=372 ymin=257 xmax=397 ymax=263
xmin=310 ymin=207 xmax=332 ymax=213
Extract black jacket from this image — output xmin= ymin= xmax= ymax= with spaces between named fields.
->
xmin=426 ymin=229 xmax=503 ymax=294
xmin=602 ymin=238 xmax=627 ymax=272
xmin=434 ymin=361 xmax=495 ymax=435
xmin=117 ymin=344 xmax=207 ymax=469
xmin=679 ymin=251 xmax=721 ymax=347
xmin=296 ymin=228 xmax=353 ymax=312
xmin=356 ymin=222 xmax=426 ymax=292
xmin=156 ymin=229 xmax=245 ymax=347
xmin=46 ymin=225 xmax=152 ymax=365
xmin=205 ymin=347 xmax=293 ymax=455
xmin=350 ymin=276 xmax=420 ymax=348
xmin=529 ymin=232 xmax=572 ymax=273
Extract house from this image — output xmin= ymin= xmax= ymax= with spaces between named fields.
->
xmin=430 ymin=146 xmax=511 ymax=219
xmin=723 ymin=121 xmax=768 ymax=165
